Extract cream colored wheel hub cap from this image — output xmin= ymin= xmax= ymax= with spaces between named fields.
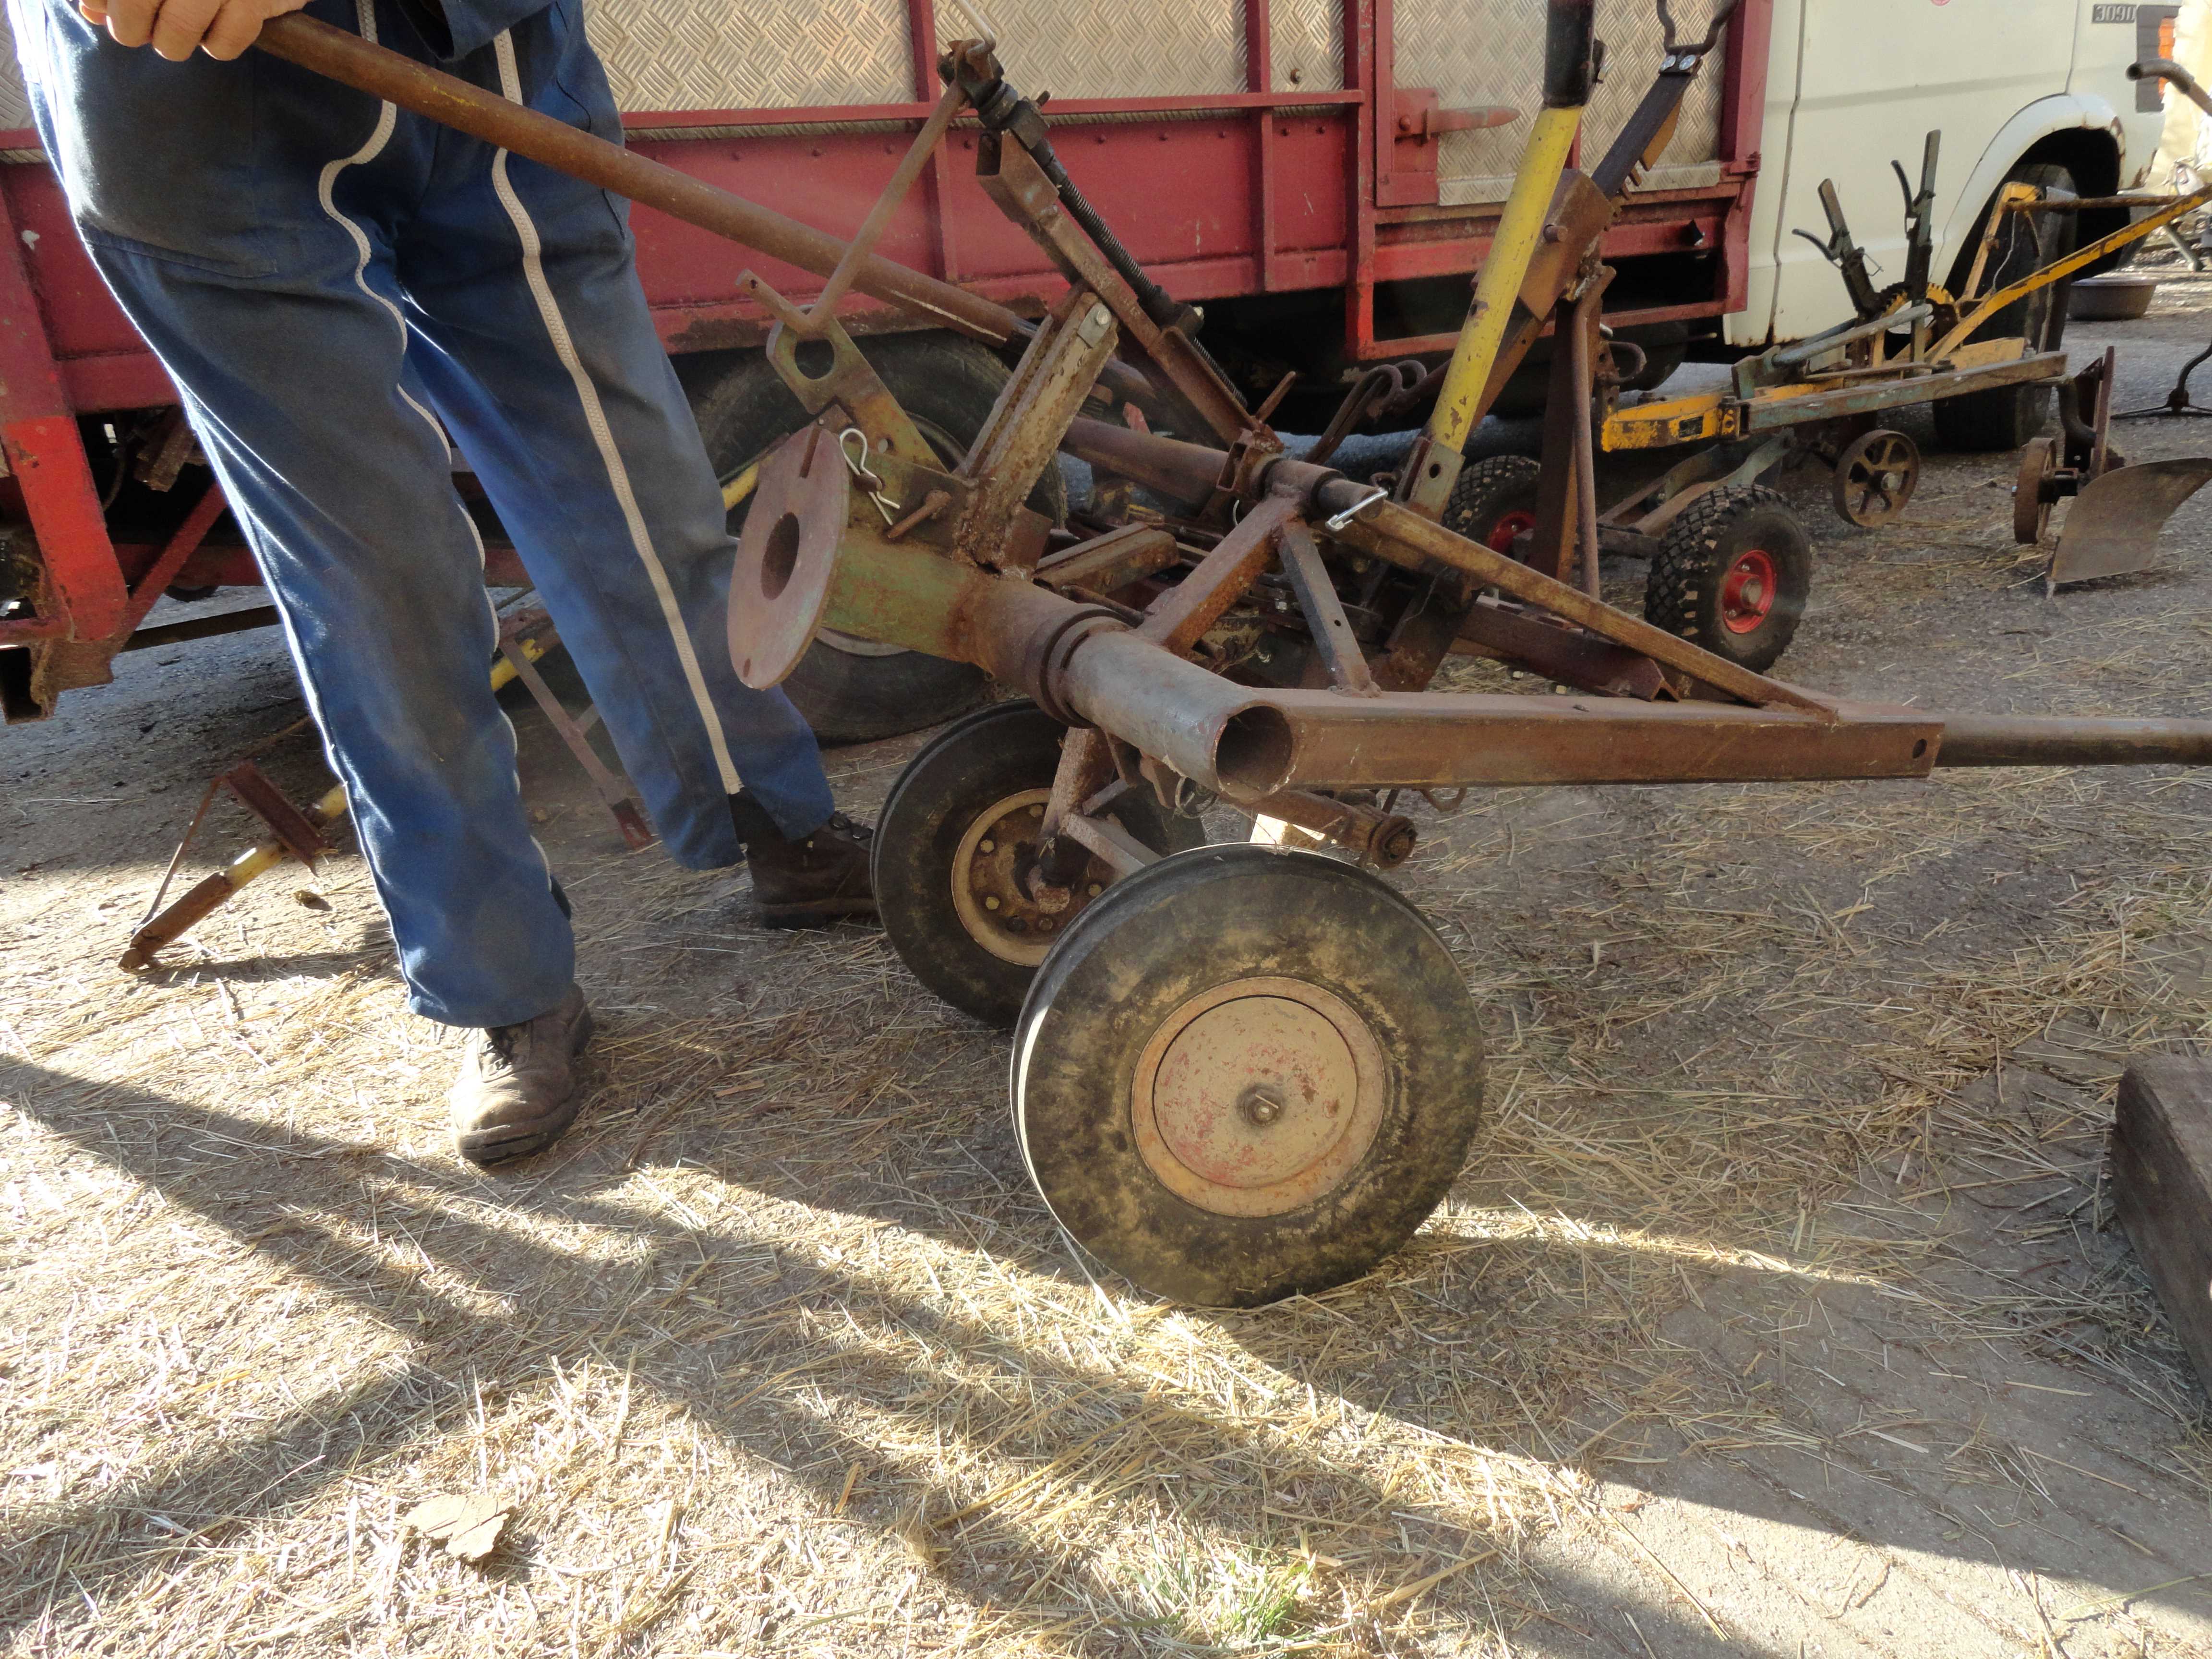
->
xmin=1131 ymin=977 xmax=1386 ymax=1217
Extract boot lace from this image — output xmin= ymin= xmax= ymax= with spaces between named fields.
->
xmin=478 ymin=1022 xmax=524 ymax=1075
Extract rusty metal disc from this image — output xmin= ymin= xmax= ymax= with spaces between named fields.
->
xmin=727 ymin=424 xmax=851 ymax=689
xmin=2013 ymin=435 xmax=2060 ymax=546
xmin=1830 ymin=428 xmax=1919 ymax=529
xmin=1130 ymin=976 xmax=1388 ymax=1218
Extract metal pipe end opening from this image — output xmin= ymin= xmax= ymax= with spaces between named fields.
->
xmin=1215 ymin=707 xmax=1298 ymax=797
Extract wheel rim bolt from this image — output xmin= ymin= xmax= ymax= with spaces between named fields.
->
xmin=984 ymin=896 xmax=1001 ymax=911
xmin=979 ymin=839 xmax=996 ymax=854
xmin=1087 ymin=884 xmax=1103 ymax=897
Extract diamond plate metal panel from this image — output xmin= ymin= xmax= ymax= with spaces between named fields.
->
xmin=0 ymin=2 xmax=1339 ymax=132
xmin=1272 ymin=0 xmax=1344 ymax=93
xmin=1393 ymin=0 xmax=1727 ymax=206
xmin=987 ymin=0 xmax=1246 ymax=98
xmin=585 ymin=0 xmax=913 ymax=112
xmin=0 ymin=7 xmax=31 ymax=135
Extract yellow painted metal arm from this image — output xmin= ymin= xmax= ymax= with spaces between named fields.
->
xmin=1934 ymin=184 xmax=2212 ymax=360
xmin=1421 ymin=104 xmax=1585 ymax=457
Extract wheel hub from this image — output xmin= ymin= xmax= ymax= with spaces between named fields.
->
xmin=1131 ymin=978 xmax=1386 ymax=1217
xmin=1488 ymin=509 xmax=1537 ymax=556
xmin=950 ymin=789 xmax=1107 ymax=967
xmin=1719 ymin=548 xmax=1777 ymax=634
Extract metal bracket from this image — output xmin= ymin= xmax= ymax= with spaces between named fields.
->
xmin=498 ymin=610 xmax=655 ymax=851
xmin=1277 ymin=519 xmax=1379 ymax=696
xmin=219 ymin=760 xmax=328 ymax=868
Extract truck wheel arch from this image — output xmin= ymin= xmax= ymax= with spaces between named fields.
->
xmin=1936 ymin=95 xmax=2127 ymax=291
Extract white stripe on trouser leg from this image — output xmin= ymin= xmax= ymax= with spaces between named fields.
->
xmin=488 ymin=32 xmax=745 ymax=796
xmin=315 ymin=1 xmax=555 ymax=929
xmin=318 ymin=0 xmax=442 ymax=442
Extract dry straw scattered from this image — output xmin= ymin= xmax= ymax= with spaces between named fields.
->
xmin=5 ymin=439 xmax=2212 ymax=1654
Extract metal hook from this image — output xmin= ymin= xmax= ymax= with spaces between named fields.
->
xmin=944 ymin=0 xmax=998 ymax=49
xmin=837 ymin=426 xmax=902 ymax=526
xmin=1322 ymin=485 xmax=1390 ymax=535
xmin=837 ymin=426 xmax=884 ymax=493
xmin=1658 ymin=0 xmax=1742 ymax=58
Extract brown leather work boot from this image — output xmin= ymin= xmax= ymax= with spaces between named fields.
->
xmin=448 ymin=983 xmax=595 ymax=1167
xmin=744 ymin=810 xmax=878 ymax=929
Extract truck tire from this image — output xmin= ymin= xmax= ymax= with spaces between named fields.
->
xmin=686 ymin=333 xmax=1068 ymax=746
xmin=1644 ymin=485 xmax=1812 ymax=673
xmin=1933 ymin=162 xmax=2077 ymax=453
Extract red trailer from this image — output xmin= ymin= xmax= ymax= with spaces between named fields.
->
xmin=0 ymin=0 xmax=1774 ymax=736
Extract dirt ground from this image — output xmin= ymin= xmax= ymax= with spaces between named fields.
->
xmin=8 ymin=280 xmax=2212 ymax=1659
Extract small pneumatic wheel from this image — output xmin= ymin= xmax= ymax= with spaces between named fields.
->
xmin=1830 ymin=429 xmax=1919 ymax=528
xmin=874 ymin=699 xmax=1207 ymax=1027
xmin=1443 ymin=454 xmax=1543 ymax=556
xmin=1644 ymin=484 xmax=1814 ymax=673
xmin=1012 ymin=844 xmax=1485 ymax=1308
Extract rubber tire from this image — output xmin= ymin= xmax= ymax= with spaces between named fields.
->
xmin=1645 ymin=485 xmax=1814 ymax=673
xmin=875 ymin=700 xmax=1208 ymax=1027
xmin=1013 ymin=844 xmax=1485 ymax=1307
xmin=687 ymin=333 xmax=1068 ymax=745
xmin=1444 ymin=455 xmax=1544 ymax=555
xmin=1933 ymin=163 xmax=2077 ymax=453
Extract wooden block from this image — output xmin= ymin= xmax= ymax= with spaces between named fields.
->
xmin=2113 ymin=1055 xmax=2212 ymax=1392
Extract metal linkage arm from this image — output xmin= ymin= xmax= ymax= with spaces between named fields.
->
xmin=1593 ymin=0 xmax=1742 ymax=196
xmin=1896 ymin=131 xmax=1940 ymax=300
xmin=1404 ymin=0 xmax=1597 ymax=512
xmin=1793 ymin=180 xmax=1883 ymax=320
xmin=946 ymin=48 xmax=1200 ymax=338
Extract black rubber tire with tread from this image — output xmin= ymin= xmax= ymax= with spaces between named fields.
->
xmin=1444 ymin=455 xmax=1543 ymax=554
xmin=1013 ymin=844 xmax=1485 ymax=1307
xmin=1934 ymin=163 xmax=2077 ymax=453
xmin=875 ymin=700 xmax=1207 ymax=1027
xmin=1644 ymin=484 xmax=1814 ymax=672
xmin=687 ymin=333 xmax=1068 ymax=745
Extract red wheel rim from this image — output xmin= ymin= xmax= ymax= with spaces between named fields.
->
xmin=1488 ymin=509 xmax=1537 ymax=555
xmin=1719 ymin=548 xmax=1777 ymax=634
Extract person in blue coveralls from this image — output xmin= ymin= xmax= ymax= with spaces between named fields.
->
xmin=15 ymin=0 xmax=878 ymax=1165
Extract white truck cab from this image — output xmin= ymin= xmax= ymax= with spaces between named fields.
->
xmin=1738 ymin=0 xmax=2176 ymax=346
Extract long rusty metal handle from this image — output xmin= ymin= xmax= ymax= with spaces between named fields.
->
xmin=254 ymin=13 xmax=1021 ymax=345
xmin=1933 ymin=714 xmax=2212 ymax=769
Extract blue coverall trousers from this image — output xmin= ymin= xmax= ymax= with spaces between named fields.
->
xmin=12 ymin=0 xmax=836 ymax=1027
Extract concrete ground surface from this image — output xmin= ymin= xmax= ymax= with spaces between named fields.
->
xmin=6 ymin=281 xmax=2212 ymax=1657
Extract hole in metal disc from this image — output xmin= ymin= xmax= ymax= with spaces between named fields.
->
xmin=761 ymin=513 xmax=802 ymax=601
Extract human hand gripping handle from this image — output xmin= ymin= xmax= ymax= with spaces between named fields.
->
xmin=78 ymin=0 xmax=308 ymax=62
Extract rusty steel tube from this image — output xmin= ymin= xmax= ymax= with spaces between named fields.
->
xmin=256 ymin=14 xmax=1021 ymax=344
xmin=1061 ymin=416 xmax=1232 ymax=506
xmin=1934 ymin=715 xmax=2212 ymax=769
